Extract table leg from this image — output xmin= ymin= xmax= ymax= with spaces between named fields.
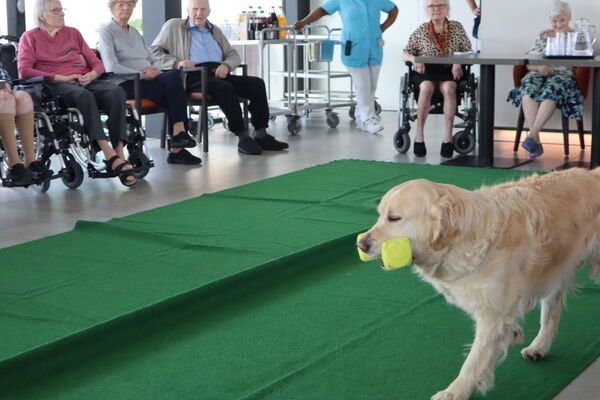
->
xmin=478 ymin=64 xmax=495 ymax=166
xmin=591 ymin=67 xmax=600 ymax=169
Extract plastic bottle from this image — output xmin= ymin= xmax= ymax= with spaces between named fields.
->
xmin=257 ymin=9 xmax=266 ymax=40
xmin=247 ymin=6 xmax=254 ymax=40
xmin=269 ymin=6 xmax=279 ymax=40
xmin=277 ymin=6 xmax=287 ymax=39
xmin=237 ymin=11 xmax=248 ymax=40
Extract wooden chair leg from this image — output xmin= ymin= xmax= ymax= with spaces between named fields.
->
xmin=514 ymin=106 xmax=525 ymax=152
xmin=561 ymin=114 xmax=570 ymax=155
xmin=577 ymin=119 xmax=585 ymax=149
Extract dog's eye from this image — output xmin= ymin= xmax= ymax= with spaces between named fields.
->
xmin=387 ymin=215 xmax=402 ymax=222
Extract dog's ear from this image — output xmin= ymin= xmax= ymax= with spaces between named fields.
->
xmin=429 ymin=192 xmax=462 ymax=252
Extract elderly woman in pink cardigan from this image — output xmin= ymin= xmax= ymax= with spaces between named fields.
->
xmin=18 ymin=0 xmax=136 ymax=186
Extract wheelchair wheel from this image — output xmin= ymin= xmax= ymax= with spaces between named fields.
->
xmin=349 ymin=106 xmax=356 ymax=120
xmin=38 ymin=178 xmax=51 ymax=193
xmin=326 ymin=111 xmax=340 ymax=128
xmin=375 ymin=101 xmax=382 ymax=116
xmin=128 ymin=151 xmax=151 ymax=179
xmin=287 ymin=115 xmax=301 ymax=135
xmin=223 ymin=117 xmax=229 ymax=132
xmin=393 ymin=128 xmax=411 ymax=154
xmin=61 ymin=154 xmax=84 ymax=189
xmin=453 ymin=129 xmax=476 ymax=155
xmin=37 ymin=159 xmax=52 ymax=193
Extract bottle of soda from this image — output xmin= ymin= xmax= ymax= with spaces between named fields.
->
xmin=277 ymin=6 xmax=287 ymax=39
xmin=269 ymin=6 xmax=279 ymax=40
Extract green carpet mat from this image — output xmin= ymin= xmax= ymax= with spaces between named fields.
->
xmin=1 ymin=160 xmax=599 ymax=399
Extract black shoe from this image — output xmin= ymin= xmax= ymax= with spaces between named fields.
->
xmin=238 ymin=136 xmax=263 ymax=155
xmin=254 ymin=133 xmax=289 ymax=151
xmin=441 ymin=142 xmax=454 ymax=158
xmin=170 ymin=131 xmax=197 ymax=148
xmin=413 ymin=142 xmax=427 ymax=157
xmin=27 ymin=160 xmax=52 ymax=181
xmin=167 ymin=149 xmax=202 ymax=165
xmin=4 ymin=163 xmax=33 ymax=187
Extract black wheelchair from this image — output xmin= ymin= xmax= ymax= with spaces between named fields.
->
xmin=0 ymin=35 xmax=152 ymax=190
xmin=1 ymin=35 xmax=84 ymax=191
xmin=394 ymin=62 xmax=478 ymax=155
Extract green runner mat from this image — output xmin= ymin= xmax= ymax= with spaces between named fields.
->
xmin=1 ymin=160 xmax=598 ymax=399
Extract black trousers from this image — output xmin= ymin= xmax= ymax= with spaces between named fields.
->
xmin=120 ymin=70 xmax=188 ymax=135
xmin=186 ymin=73 xmax=269 ymax=135
xmin=48 ymin=80 xmax=127 ymax=147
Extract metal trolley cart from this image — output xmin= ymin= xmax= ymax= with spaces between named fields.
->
xmin=258 ymin=25 xmax=356 ymax=135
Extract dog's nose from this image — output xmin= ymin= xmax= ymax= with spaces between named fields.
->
xmin=357 ymin=238 xmax=370 ymax=253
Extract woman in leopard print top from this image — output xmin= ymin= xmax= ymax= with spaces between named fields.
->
xmin=402 ymin=0 xmax=472 ymax=159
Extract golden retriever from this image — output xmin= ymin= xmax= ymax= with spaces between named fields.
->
xmin=357 ymin=168 xmax=600 ymax=400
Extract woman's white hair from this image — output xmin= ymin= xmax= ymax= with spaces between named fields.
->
xmin=549 ymin=0 xmax=571 ymax=18
xmin=34 ymin=0 xmax=55 ymax=27
xmin=107 ymin=0 xmax=138 ymax=10
xmin=424 ymin=0 xmax=451 ymax=16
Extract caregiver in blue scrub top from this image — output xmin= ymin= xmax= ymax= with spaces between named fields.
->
xmin=294 ymin=0 xmax=398 ymax=134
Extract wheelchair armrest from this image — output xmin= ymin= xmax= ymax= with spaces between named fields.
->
xmin=0 ymin=34 xmax=19 ymax=43
xmin=13 ymin=76 xmax=51 ymax=86
xmin=181 ymin=66 xmax=210 ymax=74
xmin=104 ymin=72 xmax=141 ymax=80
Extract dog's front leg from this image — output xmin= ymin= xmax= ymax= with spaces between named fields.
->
xmin=522 ymin=286 xmax=567 ymax=361
xmin=431 ymin=318 xmax=514 ymax=400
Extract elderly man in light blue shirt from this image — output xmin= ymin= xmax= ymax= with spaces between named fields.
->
xmin=295 ymin=0 xmax=398 ymax=134
xmin=151 ymin=0 xmax=288 ymax=155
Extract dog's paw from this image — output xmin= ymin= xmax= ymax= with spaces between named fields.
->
xmin=431 ymin=390 xmax=467 ymax=400
xmin=521 ymin=346 xmax=544 ymax=361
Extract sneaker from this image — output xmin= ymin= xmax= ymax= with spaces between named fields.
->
xmin=27 ymin=160 xmax=52 ymax=181
xmin=170 ymin=131 xmax=197 ymax=148
xmin=167 ymin=149 xmax=202 ymax=165
xmin=522 ymin=136 xmax=544 ymax=158
xmin=413 ymin=142 xmax=427 ymax=157
xmin=255 ymin=133 xmax=289 ymax=150
xmin=238 ymin=136 xmax=263 ymax=155
xmin=357 ymin=117 xmax=384 ymax=134
xmin=440 ymin=142 xmax=454 ymax=158
xmin=5 ymin=163 xmax=32 ymax=187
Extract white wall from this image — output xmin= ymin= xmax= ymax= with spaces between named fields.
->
xmin=23 ymin=0 xmax=143 ymax=46
xmin=310 ymin=0 xmax=600 ymax=129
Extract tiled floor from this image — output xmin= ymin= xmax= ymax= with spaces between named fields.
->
xmin=0 ymin=110 xmax=598 ymax=399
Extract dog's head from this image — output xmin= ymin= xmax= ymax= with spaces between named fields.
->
xmin=357 ymin=179 xmax=466 ymax=268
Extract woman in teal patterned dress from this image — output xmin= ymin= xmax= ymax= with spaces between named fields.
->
xmin=507 ymin=0 xmax=583 ymax=158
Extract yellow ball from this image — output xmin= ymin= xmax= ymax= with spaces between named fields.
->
xmin=356 ymin=232 xmax=377 ymax=262
xmin=381 ymin=237 xmax=413 ymax=270
xmin=357 ymin=233 xmax=413 ymax=270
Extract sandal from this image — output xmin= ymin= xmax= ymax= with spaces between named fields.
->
xmin=104 ymin=155 xmax=137 ymax=187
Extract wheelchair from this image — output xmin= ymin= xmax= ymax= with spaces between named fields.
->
xmin=1 ymin=36 xmax=84 ymax=191
xmin=0 ymin=35 xmax=152 ymax=189
xmin=394 ymin=62 xmax=478 ymax=155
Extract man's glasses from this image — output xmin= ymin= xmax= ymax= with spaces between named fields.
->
xmin=48 ymin=7 xmax=66 ymax=14
xmin=427 ymin=4 xmax=448 ymax=10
